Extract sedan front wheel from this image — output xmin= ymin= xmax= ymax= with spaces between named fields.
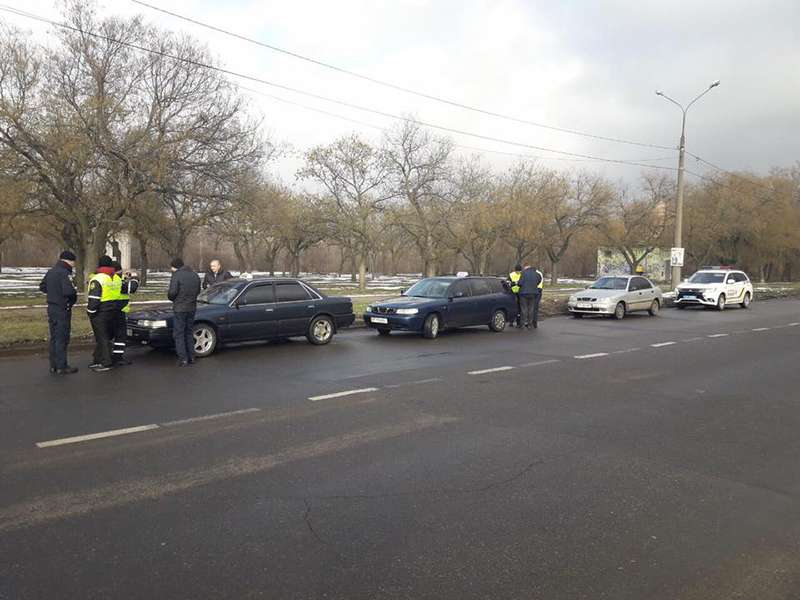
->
xmin=613 ymin=302 xmax=626 ymax=320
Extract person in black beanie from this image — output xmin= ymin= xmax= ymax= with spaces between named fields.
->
xmin=167 ymin=257 xmax=201 ymax=366
xmin=39 ymin=251 xmax=79 ymax=374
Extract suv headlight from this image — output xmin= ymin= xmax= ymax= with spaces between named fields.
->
xmin=396 ymin=308 xmax=419 ymax=315
xmin=365 ymin=305 xmax=373 ymax=313
xmin=141 ymin=319 xmax=168 ymax=328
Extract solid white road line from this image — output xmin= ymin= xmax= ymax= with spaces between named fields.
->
xmin=708 ymin=333 xmax=729 ymax=338
xmin=574 ymin=353 xmax=609 ymax=359
xmin=752 ymin=327 xmax=770 ymax=332
xmin=36 ymin=424 xmax=160 ymax=448
xmin=651 ymin=342 xmax=676 ymax=348
xmin=519 ymin=359 xmax=561 ymax=368
xmin=468 ymin=366 xmax=514 ymax=375
xmin=160 ymin=408 xmax=262 ymax=427
xmin=308 ymin=387 xmax=379 ymax=402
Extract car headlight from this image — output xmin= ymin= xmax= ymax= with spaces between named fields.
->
xmin=597 ymin=298 xmax=613 ymax=305
xmin=141 ymin=319 xmax=168 ymax=328
xmin=396 ymin=308 xmax=419 ymax=315
xmin=366 ymin=306 xmax=373 ymax=313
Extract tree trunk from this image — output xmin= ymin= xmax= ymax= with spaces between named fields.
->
xmin=232 ymin=241 xmax=247 ymax=273
xmin=478 ymin=252 xmax=488 ymax=276
xmin=137 ymin=234 xmax=150 ymax=288
xmin=550 ymin=259 xmax=558 ymax=285
xmin=349 ymin=256 xmax=357 ymax=282
xmin=358 ymin=254 xmax=367 ymax=292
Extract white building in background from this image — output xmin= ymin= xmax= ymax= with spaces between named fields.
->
xmin=106 ymin=231 xmax=133 ymax=270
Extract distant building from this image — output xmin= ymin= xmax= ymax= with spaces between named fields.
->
xmin=597 ymin=247 xmax=670 ymax=282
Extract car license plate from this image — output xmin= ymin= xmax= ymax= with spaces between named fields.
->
xmin=576 ymin=302 xmax=592 ymax=309
xmin=126 ymin=328 xmax=133 ymax=336
xmin=683 ymin=295 xmax=696 ymax=300
xmin=372 ymin=317 xmax=388 ymax=324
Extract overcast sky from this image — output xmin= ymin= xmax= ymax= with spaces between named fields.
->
xmin=5 ymin=0 xmax=799 ymax=187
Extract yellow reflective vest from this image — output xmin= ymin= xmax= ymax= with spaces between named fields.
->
xmin=88 ymin=272 xmax=121 ymax=303
xmin=509 ymin=271 xmax=521 ymax=294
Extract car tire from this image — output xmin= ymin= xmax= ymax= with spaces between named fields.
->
xmin=489 ymin=309 xmax=507 ymax=332
xmin=648 ymin=299 xmax=660 ymax=316
xmin=423 ymin=313 xmax=440 ymax=339
xmin=740 ymin=292 xmax=751 ymax=309
xmin=613 ymin=302 xmax=626 ymax=320
xmin=307 ymin=315 xmax=334 ymax=345
xmin=377 ymin=328 xmax=391 ymax=336
xmin=716 ymin=294 xmax=726 ymax=311
xmin=192 ymin=323 xmax=217 ymax=357
xmin=572 ymin=313 xmax=583 ymax=318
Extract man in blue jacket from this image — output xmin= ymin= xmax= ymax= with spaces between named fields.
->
xmin=39 ymin=251 xmax=79 ymax=374
xmin=518 ymin=264 xmax=544 ymax=329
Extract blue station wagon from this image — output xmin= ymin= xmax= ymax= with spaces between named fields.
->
xmin=363 ymin=276 xmax=518 ymax=339
xmin=127 ymin=278 xmax=355 ymax=357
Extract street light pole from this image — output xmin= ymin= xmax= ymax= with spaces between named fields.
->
xmin=656 ymin=81 xmax=720 ymax=290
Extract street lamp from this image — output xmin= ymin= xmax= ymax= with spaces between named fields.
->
xmin=656 ymin=80 xmax=720 ymax=290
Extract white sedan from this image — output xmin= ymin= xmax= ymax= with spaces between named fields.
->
xmin=568 ymin=275 xmax=664 ymax=320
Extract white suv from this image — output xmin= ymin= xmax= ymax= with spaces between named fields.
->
xmin=675 ymin=268 xmax=753 ymax=310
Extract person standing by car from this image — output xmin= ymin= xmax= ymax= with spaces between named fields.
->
xmin=518 ymin=264 xmax=544 ymax=329
xmin=168 ymin=258 xmax=201 ymax=367
xmin=111 ymin=261 xmax=139 ymax=366
xmin=202 ymin=259 xmax=233 ymax=290
xmin=508 ymin=263 xmax=523 ymax=328
xmin=39 ymin=250 xmax=79 ymax=375
xmin=86 ymin=255 xmax=121 ymax=372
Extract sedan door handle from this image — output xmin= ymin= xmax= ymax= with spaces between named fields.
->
xmin=307 ymin=305 xmax=315 ymax=309
xmin=265 ymin=308 xmax=274 ymax=312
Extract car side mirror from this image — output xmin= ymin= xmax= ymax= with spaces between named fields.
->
xmin=399 ymin=289 xmax=405 ymax=296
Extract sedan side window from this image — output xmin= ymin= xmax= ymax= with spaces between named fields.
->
xmin=628 ymin=279 xmax=640 ymax=291
xmin=633 ymin=277 xmax=651 ymax=290
xmin=240 ymin=284 xmax=274 ymax=306
xmin=276 ymin=282 xmax=311 ymax=302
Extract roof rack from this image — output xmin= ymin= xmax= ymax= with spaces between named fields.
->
xmin=700 ymin=265 xmax=735 ymax=270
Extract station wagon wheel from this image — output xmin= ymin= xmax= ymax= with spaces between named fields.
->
xmin=613 ymin=302 xmax=626 ymax=320
xmin=192 ymin=323 xmax=217 ymax=357
xmin=423 ymin=313 xmax=440 ymax=339
xmin=716 ymin=294 xmax=726 ymax=311
xmin=648 ymin=299 xmax=660 ymax=316
xmin=307 ymin=315 xmax=334 ymax=345
xmin=740 ymin=292 xmax=751 ymax=309
xmin=489 ymin=309 xmax=506 ymax=332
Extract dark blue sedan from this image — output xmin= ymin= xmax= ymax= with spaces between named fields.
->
xmin=363 ymin=276 xmax=517 ymax=339
xmin=127 ymin=278 xmax=355 ymax=357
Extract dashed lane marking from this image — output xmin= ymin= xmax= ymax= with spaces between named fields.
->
xmin=751 ymin=327 xmax=770 ymax=332
xmin=468 ymin=366 xmax=515 ymax=375
xmin=651 ymin=342 xmax=676 ymax=348
xmin=308 ymin=388 xmax=379 ymax=402
xmin=384 ymin=378 xmax=443 ymax=389
xmin=160 ymin=408 xmax=262 ymax=427
xmin=519 ymin=359 xmax=561 ymax=367
xmin=682 ymin=337 xmax=704 ymax=342
xmin=36 ymin=425 xmax=160 ymax=449
xmin=708 ymin=333 xmax=729 ymax=338
xmin=613 ymin=348 xmax=640 ymax=354
xmin=789 ymin=323 xmax=800 ymax=327
xmin=574 ymin=353 xmax=609 ymax=359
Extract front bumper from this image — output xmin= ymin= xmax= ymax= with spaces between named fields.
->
xmin=567 ymin=302 xmax=615 ymax=315
xmin=363 ymin=312 xmax=425 ymax=332
xmin=674 ymin=291 xmax=717 ymax=306
xmin=126 ymin=325 xmax=173 ymax=347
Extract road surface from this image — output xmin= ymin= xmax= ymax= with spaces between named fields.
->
xmin=2 ymin=300 xmax=800 ymax=599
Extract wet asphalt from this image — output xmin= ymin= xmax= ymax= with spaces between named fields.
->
xmin=1 ymin=299 xmax=800 ymax=599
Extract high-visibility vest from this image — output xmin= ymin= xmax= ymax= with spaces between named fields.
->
xmin=509 ymin=271 xmax=521 ymax=294
xmin=88 ymin=272 xmax=122 ymax=303
xmin=536 ymin=269 xmax=544 ymax=290
xmin=115 ymin=273 xmax=132 ymax=313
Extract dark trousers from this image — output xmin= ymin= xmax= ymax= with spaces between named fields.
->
xmin=514 ymin=295 xmax=522 ymax=326
xmin=90 ymin=311 xmax=115 ymax=367
xmin=173 ymin=311 xmax=196 ymax=362
xmin=47 ymin=305 xmax=72 ymax=370
xmin=519 ymin=294 xmax=541 ymax=327
xmin=112 ymin=311 xmax=127 ymax=362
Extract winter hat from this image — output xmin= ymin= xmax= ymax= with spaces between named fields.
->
xmin=111 ymin=260 xmax=122 ymax=272
xmin=170 ymin=258 xmax=184 ymax=269
xmin=98 ymin=255 xmax=114 ymax=268
xmin=59 ymin=250 xmax=77 ymax=261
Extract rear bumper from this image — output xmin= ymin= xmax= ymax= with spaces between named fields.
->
xmin=336 ymin=313 xmax=356 ymax=329
xmin=126 ymin=326 xmax=173 ymax=347
xmin=363 ymin=312 xmax=424 ymax=332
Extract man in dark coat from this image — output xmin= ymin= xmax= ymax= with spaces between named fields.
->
xmin=202 ymin=259 xmax=233 ymax=290
xmin=167 ymin=257 xmax=201 ymax=367
xmin=39 ymin=251 xmax=79 ymax=374
xmin=518 ymin=264 xmax=544 ymax=329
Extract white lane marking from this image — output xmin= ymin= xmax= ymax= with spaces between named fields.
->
xmin=308 ymin=387 xmax=379 ymax=402
xmin=651 ymin=342 xmax=676 ymax=348
xmin=613 ymin=348 xmax=641 ymax=354
xmin=160 ymin=408 xmax=261 ymax=427
xmin=708 ymin=333 xmax=729 ymax=338
xmin=751 ymin=327 xmax=770 ymax=332
xmin=384 ymin=378 xmax=443 ymax=389
xmin=36 ymin=425 xmax=160 ymax=448
xmin=682 ymin=337 xmax=703 ymax=342
xmin=468 ymin=366 xmax=514 ymax=375
xmin=789 ymin=323 xmax=799 ymax=327
xmin=519 ymin=359 xmax=561 ymax=367
xmin=574 ymin=353 xmax=609 ymax=359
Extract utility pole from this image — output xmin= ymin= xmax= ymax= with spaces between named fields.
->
xmin=656 ymin=81 xmax=720 ymax=290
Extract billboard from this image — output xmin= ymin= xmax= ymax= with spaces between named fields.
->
xmin=596 ymin=247 xmax=671 ymax=282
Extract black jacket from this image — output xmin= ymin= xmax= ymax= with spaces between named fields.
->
xmin=518 ymin=267 xmax=543 ymax=296
xmin=202 ymin=270 xmax=233 ymax=290
xmin=168 ymin=266 xmax=201 ymax=312
xmin=39 ymin=261 xmax=78 ymax=309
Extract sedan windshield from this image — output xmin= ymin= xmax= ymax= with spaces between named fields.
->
xmin=689 ymin=272 xmax=725 ymax=284
xmin=590 ymin=277 xmax=629 ymax=290
xmin=198 ymin=284 xmax=240 ymax=305
xmin=404 ymin=278 xmax=452 ymax=298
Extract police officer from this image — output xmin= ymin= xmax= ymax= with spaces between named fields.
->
xmin=518 ymin=264 xmax=544 ymax=329
xmin=86 ymin=255 xmax=121 ymax=372
xmin=508 ymin=263 xmax=523 ymax=328
xmin=111 ymin=261 xmax=139 ymax=366
xmin=39 ymin=251 xmax=79 ymax=375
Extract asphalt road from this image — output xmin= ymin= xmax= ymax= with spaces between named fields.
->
xmin=2 ymin=300 xmax=800 ymax=599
